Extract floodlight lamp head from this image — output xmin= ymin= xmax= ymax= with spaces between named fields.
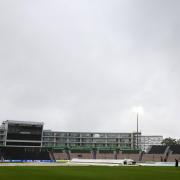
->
xmin=132 ymin=106 xmax=144 ymax=115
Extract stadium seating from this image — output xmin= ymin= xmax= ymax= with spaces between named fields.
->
xmin=0 ymin=148 xmax=4 ymax=161
xmin=148 ymin=145 xmax=167 ymax=154
xmin=121 ymin=150 xmax=140 ymax=154
xmin=53 ymin=148 xmax=94 ymax=160
xmin=2 ymin=147 xmax=51 ymax=160
xmin=140 ymin=145 xmax=180 ymax=162
xmin=49 ymin=151 xmax=55 ymax=160
xmin=165 ymin=145 xmax=180 ymax=162
xmin=69 ymin=148 xmax=93 ymax=159
xmin=69 ymin=152 xmax=93 ymax=159
xmin=117 ymin=153 xmax=140 ymax=161
xmin=96 ymin=153 xmax=115 ymax=159
xmin=95 ymin=149 xmax=115 ymax=159
xmin=142 ymin=154 xmax=165 ymax=162
xmin=117 ymin=150 xmax=140 ymax=161
xmin=53 ymin=152 xmax=69 ymax=160
xmin=169 ymin=145 xmax=180 ymax=154
xmin=167 ymin=154 xmax=180 ymax=162
xmin=141 ymin=145 xmax=168 ymax=162
xmin=2 ymin=145 xmax=180 ymax=162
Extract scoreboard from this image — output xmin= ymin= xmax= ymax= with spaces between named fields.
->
xmin=6 ymin=121 xmax=43 ymax=146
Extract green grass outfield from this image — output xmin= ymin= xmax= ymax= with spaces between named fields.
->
xmin=0 ymin=166 xmax=180 ymax=180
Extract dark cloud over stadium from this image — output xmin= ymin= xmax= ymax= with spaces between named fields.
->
xmin=0 ymin=0 xmax=180 ymax=138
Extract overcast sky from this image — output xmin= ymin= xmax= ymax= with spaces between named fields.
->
xmin=0 ymin=0 xmax=180 ymax=138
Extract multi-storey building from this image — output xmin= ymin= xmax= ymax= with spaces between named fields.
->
xmin=0 ymin=120 xmax=163 ymax=151
xmin=43 ymin=130 xmax=136 ymax=149
xmin=0 ymin=120 xmax=43 ymax=147
xmin=139 ymin=135 xmax=163 ymax=152
xmin=0 ymin=124 xmax=5 ymax=146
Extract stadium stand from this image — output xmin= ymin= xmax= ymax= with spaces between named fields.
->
xmin=0 ymin=148 xmax=3 ymax=161
xmin=96 ymin=153 xmax=115 ymax=159
xmin=2 ymin=147 xmax=51 ymax=160
xmin=141 ymin=145 xmax=167 ymax=162
xmin=92 ymin=150 xmax=96 ymax=159
xmin=142 ymin=154 xmax=165 ymax=162
xmin=69 ymin=152 xmax=93 ymax=159
xmin=53 ymin=152 xmax=69 ymax=160
xmin=148 ymin=145 xmax=167 ymax=154
xmin=166 ymin=145 xmax=180 ymax=162
xmin=49 ymin=151 xmax=55 ymax=161
xmin=167 ymin=153 xmax=180 ymax=162
xmin=69 ymin=148 xmax=93 ymax=159
xmin=169 ymin=145 xmax=180 ymax=154
xmin=52 ymin=148 xmax=69 ymax=160
xmin=96 ymin=149 xmax=115 ymax=159
xmin=117 ymin=150 xmax=140 ymax=161
xmin=2 ymin=145 xmax=180 ymax=162
xmin=0 ymin=120 xmax=164 ymax=161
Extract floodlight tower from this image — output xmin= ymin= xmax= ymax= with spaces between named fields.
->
xmin=132 ymin=106 xmax=143 ymax=149
xmin=137 ymin=112 xmax=139 ymax=149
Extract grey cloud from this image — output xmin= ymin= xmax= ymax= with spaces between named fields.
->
xmin=0 ymin=0 xmax=180 ymax=138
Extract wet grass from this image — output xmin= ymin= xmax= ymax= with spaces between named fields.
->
xmin=0 ymin=166 xmax=180 ymax=180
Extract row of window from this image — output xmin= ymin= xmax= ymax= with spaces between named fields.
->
xmin=43 ymin=137 xmax=132 ymax=143
xmin=42 ymin=142 xmax=132 ymax=147
xmin=43 ymin=132 xmax=132 ymax=138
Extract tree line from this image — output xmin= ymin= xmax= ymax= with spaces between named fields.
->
xmin=161 ymin=137 xmax=180 ymax=146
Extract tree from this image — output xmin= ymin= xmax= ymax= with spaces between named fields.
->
xmin=176 ymin=139 xmax=180 ymax=145
xmin=161 ymin=137 xmax=177 ymax=145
